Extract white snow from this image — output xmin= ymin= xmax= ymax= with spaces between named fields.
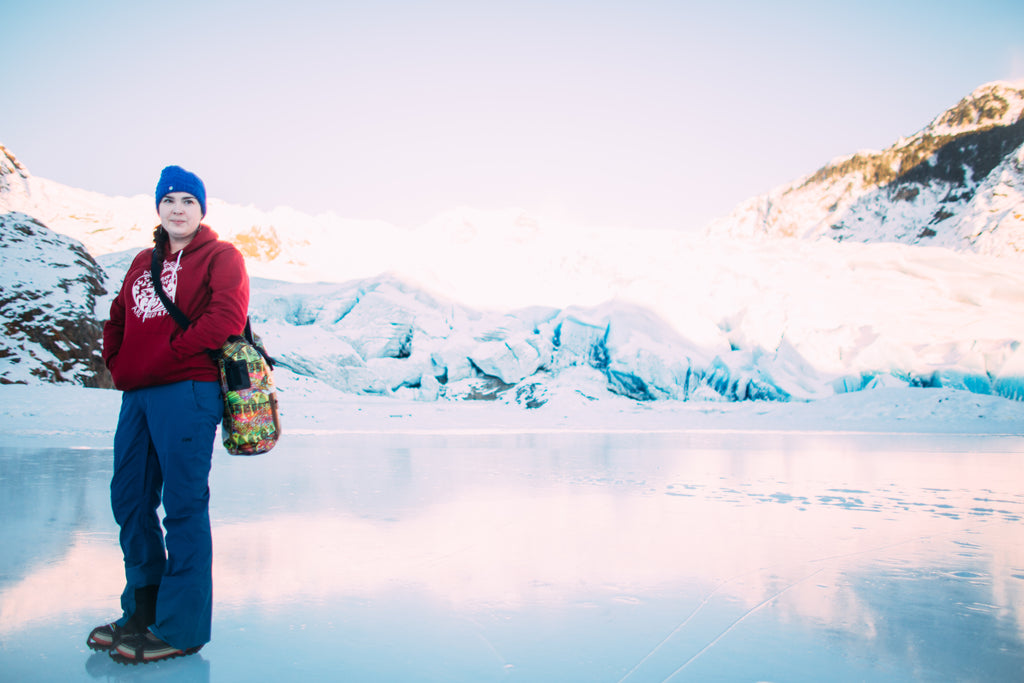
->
xmin=3 ymin=372 xmax=1023 ymax=451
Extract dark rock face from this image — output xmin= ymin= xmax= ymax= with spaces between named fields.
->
xmin=0 ymin=211 xmax=113 ymax=387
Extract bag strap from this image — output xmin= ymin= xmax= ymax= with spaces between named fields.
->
xmin=150 ymin=248 xmax=272 ymax=368
xmin=150 ymin=248 xmax=192 ymax=331
xmin=241 ymin=318 xmax=276 ymax=369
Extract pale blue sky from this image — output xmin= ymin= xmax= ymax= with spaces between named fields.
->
xmin=3 ymin=0 xmax=1023 ymax=231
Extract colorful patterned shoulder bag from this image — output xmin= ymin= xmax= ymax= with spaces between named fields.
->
xmin=150 ymin=250 xmax=281 ymax=455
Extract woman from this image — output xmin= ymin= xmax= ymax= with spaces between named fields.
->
xmin=88 ymin=165 xmax=249 ymax=664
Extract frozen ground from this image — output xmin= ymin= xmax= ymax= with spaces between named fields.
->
xmin=1 ymin=381 xmax=1023 ymax=682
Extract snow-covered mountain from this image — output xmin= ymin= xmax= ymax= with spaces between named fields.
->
xmin=705 ymin=80 xmax=1024 ymax=256
xmin=3 ymin=80 xmax=1024 ymax=405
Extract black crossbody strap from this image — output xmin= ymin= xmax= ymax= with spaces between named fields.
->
xmin=150 ymin=247 xmax=192 ymax=331
xmin=149 ymin=245 xmax=264 ymax=367
xmin=242 ymin=318 xmax=276 ymax=369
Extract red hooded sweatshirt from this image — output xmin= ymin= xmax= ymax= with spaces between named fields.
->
xmin=103 ymin=225 xmax=249 ymax=392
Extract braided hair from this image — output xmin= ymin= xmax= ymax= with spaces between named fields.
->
xmin=151 ymin=226 xmax=170 ymax=281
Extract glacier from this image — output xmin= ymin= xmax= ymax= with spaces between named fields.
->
xmin=3 ymin=190 xmax=1024 ymax=407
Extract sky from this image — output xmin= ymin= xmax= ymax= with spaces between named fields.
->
xmin=3 ymin=0 xmax=1024 ymax=233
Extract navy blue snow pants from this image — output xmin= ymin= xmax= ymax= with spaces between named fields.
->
xmin=111 ymin=380 xmax=222 ymax=651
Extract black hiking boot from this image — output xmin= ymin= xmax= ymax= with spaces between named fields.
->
xmin=85 ymin=585 xmax=159 ymax=651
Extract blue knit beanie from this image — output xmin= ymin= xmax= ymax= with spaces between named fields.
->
xmin=155 ymin=165 xmax=207 ymax=216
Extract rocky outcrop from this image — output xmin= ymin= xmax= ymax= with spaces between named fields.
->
xmin=0 ymin=211 xmax=112 ymax=387
xmin=0 ymin=144 xmax=31 ymax=196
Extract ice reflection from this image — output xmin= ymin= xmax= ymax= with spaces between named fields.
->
xmin=1 ymin=433 xmax=1023 ymax=682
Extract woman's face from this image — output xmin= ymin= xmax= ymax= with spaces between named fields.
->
xmin=159 ymin=192 xmax=203 ymax=248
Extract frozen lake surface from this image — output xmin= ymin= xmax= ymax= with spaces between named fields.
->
xmin=2 ymin=430 xmax=1023 ymax=682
